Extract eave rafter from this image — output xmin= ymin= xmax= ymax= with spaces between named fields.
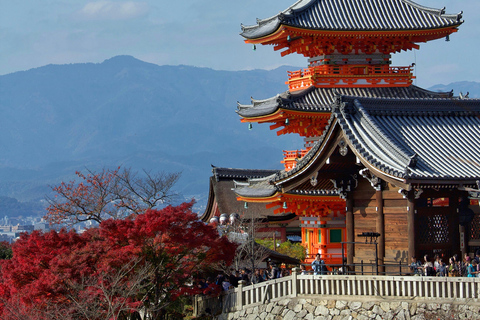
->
xmin=237 ymin=192 xmax=345 ymax=218
xmin=270 ymin=194 xmax=346 ymax=217
xmin=241 ymin=110 xmax=331 ymax=137
xmin=246 ymin=26 xmax=458 ymax=57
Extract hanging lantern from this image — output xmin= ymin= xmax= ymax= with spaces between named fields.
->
xmin=209 ymin=216 xmax=219 ymax=225
xmin=244 ymin=202 xmax=249 ymax=209
xmin=248 ymin=123 xmax=253 ymax=130
xmin=229 ymin=213 xmax=239 ymax=224
xmin=283 ymin=202 xmax=288 ymax=209
xmin=219 ymin=213 xmax=228 ymax=225
xmin=285 ymin=118 xmax=289 ymax=125
xmin=253 ymin=44 xmax=256 ymax=51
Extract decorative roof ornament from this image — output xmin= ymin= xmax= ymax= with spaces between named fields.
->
xmin=338 ymin=140 xmax=348 ymax=157
xmin=398 ymin=189 xmax=408 ymax=199
xmin=310 ymin=171 xmax=318 ymax=186
xmin=360 ymin=168 xmax=383 ymax=191
xmin=408 ymin=153 xmax=418 ymax=168
xmin=459 ymin=92 xmax=470 ymax=99
xmin=414 ymin=189 xmax=423 ymax=200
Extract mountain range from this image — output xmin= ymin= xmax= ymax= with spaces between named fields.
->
xmin=0 ymin=56 xmax=479 ymax=214
xmin=0 ymin=56 xmax=303 ymax=212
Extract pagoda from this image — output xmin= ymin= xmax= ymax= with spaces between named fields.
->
xmin=232 ymin=0 xmax=480 ymax=272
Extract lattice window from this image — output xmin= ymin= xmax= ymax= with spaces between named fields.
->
xmin=469 ymin=213 xmax=480 ymax=240
xmin=418 ymin=214 xmax=450 ymax=244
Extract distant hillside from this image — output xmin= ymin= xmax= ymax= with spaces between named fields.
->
xmin=428 ymin=81 xmax=480 ymax=98
xmin=0 ymin=56 xmax=301 ymax=209
xmin=1 ymin=56 xmax=479 ymax=214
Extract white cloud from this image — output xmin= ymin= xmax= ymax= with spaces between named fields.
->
xmin=78 ymin=1 xmax=149 ymax=20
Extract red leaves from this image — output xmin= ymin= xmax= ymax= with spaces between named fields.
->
xmin=46 ymin=168 xmax=122 ymax=225
xmin=45 ymin=167 xmax=181 ymax=226
xmin=0 ymin=202 xmax=237 ymax=319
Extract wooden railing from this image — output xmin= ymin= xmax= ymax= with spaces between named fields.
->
xmin=281 ymin=149 xmax=310 ymax=171
xmin=194 ymin=268 xmax=480 ymax=316
xmin=286 ymin=65 xmax=414 ymax=90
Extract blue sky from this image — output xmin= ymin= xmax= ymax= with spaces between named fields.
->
xmin=1 ymin=0 xmax=478 ymax=88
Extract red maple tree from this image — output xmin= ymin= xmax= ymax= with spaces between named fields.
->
xmin=0 ymin=202 xmax=235 ymax=320
xmin=45 ymin=167 xmax=181 ymax=225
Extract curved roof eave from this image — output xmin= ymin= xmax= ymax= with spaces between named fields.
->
xmin=237 ymin=85 xmax=454 ymax=119
xmin=235 ymin=186 xmax=278 ymax=199
xmin=334 ymin=95 xmax=480 ymax=183
xmin=240 ymin=0 xmax=462 ymax=40
xmin=236 ymin=92 xmax=289 ymax=118
xmin=240 ymin=0 xmax=313 ymax=39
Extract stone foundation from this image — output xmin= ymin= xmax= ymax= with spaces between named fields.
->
xmin=218 ymin=297 xmax=480 ymax=320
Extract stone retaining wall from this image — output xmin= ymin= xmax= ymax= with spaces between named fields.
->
xmin=217 ymin=297 xmax=480 ymax=320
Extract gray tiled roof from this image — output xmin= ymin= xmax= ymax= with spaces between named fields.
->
xmin=212 ymin=166 xmax=279 ymax=181
xmin=335 ymin=96 xmax=480 ymax=181
xmin=235 ymin=95 xmax=480 ymax=198
xmin=202 ymin=167 xmax=293 ymax=221
xmin=241 ymin=0 xmax=462 ymax=39
xmin=234 ymin=177 xmax=278 ymax=198
xmin=237 ymin=86 xmax=452 ymax=118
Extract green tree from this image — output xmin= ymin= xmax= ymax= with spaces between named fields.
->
xmin=256 ymin=239 xmax=306 ymax=261
xmin=0 ymin=242 xmax=12 ymax=260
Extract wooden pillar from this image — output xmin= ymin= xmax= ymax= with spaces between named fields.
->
xmin=376 ymin=189 xmax=385 ymax=274
xmin=407 ymin=190 xmax=416 ymax=260
xmin=346 ymin=194 xmax=354 ymax=272
xmin=449 ymin=190 xmax=461 ymax=258
xmin=459 ymin=225 xmax=466 ymax=257
xmin=319 ymin=221 xmax=327 ymax=259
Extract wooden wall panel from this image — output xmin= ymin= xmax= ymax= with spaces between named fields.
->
xmin=353 ymin=191 xmax=376 ymax=200
xmin=384 ymin=208 xmax=408 ymax=264
xmin=384 ymin=207 xmax=408 ymax=214
xmin=351 ymin=178 xmax=411 ymax=268
xmin=382 ymin=190 xmax=406 ymax=200
xmin=353 ymin=207 xmax=377 ymax=215
xmin=384 ymin=199 xmax=408 ymax=207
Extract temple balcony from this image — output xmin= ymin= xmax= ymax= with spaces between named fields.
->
xmin=281 ymin=149 xmax=310 ymax=171
xmin=287 ymin=65 xmax=415 ymax=91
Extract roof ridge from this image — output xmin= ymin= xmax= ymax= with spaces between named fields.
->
xmin=340 ymin=95 xmax=480 ymax=116
xmin=241 ymin=0 xmax=463 ymax=39
xmin=401 ymin=0 xmax=462 ymax=20
xmin=350 ymin=99 xmax=416 ymax=169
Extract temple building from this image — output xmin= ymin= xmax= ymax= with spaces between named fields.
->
xmin=201 ymin=167 xmax=300 ymax=242
xmin=229 ymin=0 xmax=480 ymax=272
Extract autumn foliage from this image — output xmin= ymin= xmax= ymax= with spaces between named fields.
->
xmin=45 ymin=167 xmax=181 ymax=225
xmin=0 ymin=202 xmax=236 ymax=320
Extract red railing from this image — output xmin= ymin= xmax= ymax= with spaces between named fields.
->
xmin=287 ymin=64 xmax=414 ymax=90
xmin=281 ymin=149 xmax=310 ymax=171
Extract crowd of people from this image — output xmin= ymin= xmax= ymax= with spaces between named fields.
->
xmin=197 ymin=262 xmax=292 ymax=295
xmin=197 ymin=250 xmax=480 ymax=296
xmin=410 ymin=250 xmax=480 ymax=277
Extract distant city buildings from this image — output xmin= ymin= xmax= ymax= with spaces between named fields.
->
xmin=0 ymin=214 xmax=97 ymax=243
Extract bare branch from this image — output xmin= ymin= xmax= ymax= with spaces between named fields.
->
xmin=45 ymin=166 xmax=181 ymax=225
